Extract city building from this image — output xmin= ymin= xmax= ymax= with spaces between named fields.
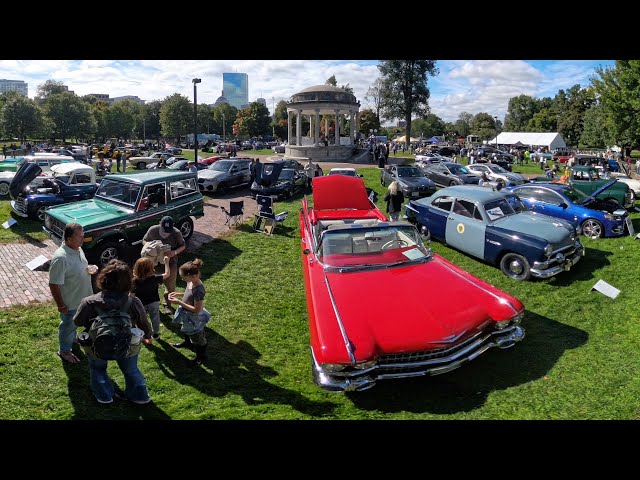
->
xmin=222 ymin=73 xmax=248 ymax=110
xmin=87 ymin=93 xmax=110 ymax=102
xmin=111 ymin=95 xmax=145 ymax=105
xmin=213 ymin=90 xmax=229 ymax=107
xmin=256 ymin=98 xmax=266 ymax=107
xmin=0 ymin=79 xmax=28 ymax=96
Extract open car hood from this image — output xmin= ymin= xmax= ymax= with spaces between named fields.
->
xmin=255 ymin=162 xmax=284 ymax=187
xmin=581 ymin=179 xmax=618 ymax=204
xmin=9 ymin=162 xmax=41 ymax=199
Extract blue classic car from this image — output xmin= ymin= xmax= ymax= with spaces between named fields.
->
xmin=506 ymin=182 xmax=629 ymax=239
xmin=405 ymin=185 xmax=585 ymax=280
xmin=9 ymin=162 xmax=98 ymax=221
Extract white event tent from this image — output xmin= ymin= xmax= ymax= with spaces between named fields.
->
xmin=487 ymin=132 xmax=567 ymax=150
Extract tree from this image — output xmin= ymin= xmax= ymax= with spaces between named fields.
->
xmin=0 ymin=94 xmax=44 ymax=142
xmin=358 ymin=109 xmax=380 ymax=137
xmin=469 ymin=112 xmax=498 ymax=141
xmin=159 ymin=94 xmax=192 ymax=143
xmin=234 ymin=102 xmax=272 ymax=138
xmin=213 ymin=104 xmax=238 ymax=140
xmin=144 ymin=100 xmax=163 ymax=144
xmin=377 ymin=60 xmax=439 ymax=149
xmin=273 ymin=100 xmax=288 ymax=140
xmin=592 ymin=60 xmax=640 ymax=152
xmin=580 ymin=104 xmax=615 ymax=148
xmin=325 ymin=75 xmax=354 ymax=94
xmin=412 ymin=113 xmax=445 ymax=139
xmin=109 ymin=100 xmax=140 ymax=141
xmin=454 ymin=112 xmax=473 ymax=137
xmin=36 ymin=80 xmax=68 ymax=102
xmin=43 ymin=92 xmax=94 ymax=143
xmin=504 ymin=95 xmax=540 ymax=131
xmin=197 ymin=103 xmax=215 ymax=135
xmin=556 ymin=85 xmax=595 ymax=148
xmin=365 ymin=78 xmax=384 ymax=124
xmin=527 ymin=108 xmax=558 ymax=132
xmin=89 ymin=101 xmax=111 ymax=143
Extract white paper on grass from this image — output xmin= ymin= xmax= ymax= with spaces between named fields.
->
xmin=635 ymin=207 xmax=640 ymax=213
xmin=590 ymin=279 xmax=620 ymax=299
xmin=2 ymin=218 xmax=17 ymax=229
xmin=25 ymin=255 xmax=49 ymax=271
xmin=626 ymin=216 xmax=636 ymax=237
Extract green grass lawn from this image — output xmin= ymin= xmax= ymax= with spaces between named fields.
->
xmin=1 ymin=168 xmax=640 ymax=419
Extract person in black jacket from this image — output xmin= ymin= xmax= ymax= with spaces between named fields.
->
xmin=384 ymin=181 xmax=404 ymax=221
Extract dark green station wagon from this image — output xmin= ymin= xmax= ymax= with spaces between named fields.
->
xmin=43 ymin=170 xmax=205 ymax=267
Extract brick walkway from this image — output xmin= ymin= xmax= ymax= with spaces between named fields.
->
xmin=0 ymin=192 xmax=259 ymax=309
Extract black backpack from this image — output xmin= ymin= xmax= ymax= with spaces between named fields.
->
xmin=89 ymin=297 xmax=133 ymax=360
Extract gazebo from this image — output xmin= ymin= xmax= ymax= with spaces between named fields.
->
xmin=285 ymin=85 xmax=362 ymax=162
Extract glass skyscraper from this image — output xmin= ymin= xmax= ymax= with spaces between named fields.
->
xmin=222 ymin=73 xmax=248 ymax=110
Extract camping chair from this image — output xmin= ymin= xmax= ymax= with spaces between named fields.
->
xmin=253 ymin=195 xmax=288 ymax=235
xmin=220 ymin=200 xmax=244 ymax=228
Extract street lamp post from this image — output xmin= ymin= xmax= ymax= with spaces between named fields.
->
xmin=272 ymin=96 xmax=276 ymax=140
xmin=493 ymin=116 xmax=498 ymax=148
xmin=222 ymin=113 xmax=226 ymax=143
xmin=192 ymin=78 xmax=201 ymax=162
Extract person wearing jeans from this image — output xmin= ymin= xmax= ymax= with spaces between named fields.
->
xmin=49 ymin=223 xmax=98 ymax=364
xmin=74 ymin=260 xmax=153 ymax=405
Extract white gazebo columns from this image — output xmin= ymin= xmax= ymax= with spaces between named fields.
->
xmin=314 ymin=109 xmax=321 ymax=146
xmin=296 ymin=109 xmax=302 ymax=146
xmin=334 ymin=109 xmax=340 ymax=145
xmin=287 ymin=110 xmax=292 ymax=144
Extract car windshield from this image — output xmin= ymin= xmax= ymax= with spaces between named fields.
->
xmin=330 ymin=170 xmax=356 ymax=176
xmin=95 ymin=179 xmax=141 ymax=207
xmin=483 ymin=196 xmax=522 ymax=220
xmin=447 ymin=164 xmax=469 ymax=174
xmin=318 ymin=225 xmax=429 ymax=269
xmin=53 ymin=171 xmax=71 ymax=184
xmin=278 ymin=169 xmax=296 ymax=181
xmin=487 ymin=164 xmax=508 ymax=174
xmin=397 ymin=166 xmax=423 ymax=177
xmin=209 ymin=160 xmax=233 ymax=172
xmin=168 ymin=161 xmax=187 ymax=170
xmin=563 ymin=186 xmax=589 ymax=203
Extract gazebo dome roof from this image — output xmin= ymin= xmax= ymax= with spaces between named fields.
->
xmin=290 ymin=85 xmax=357 ymax=105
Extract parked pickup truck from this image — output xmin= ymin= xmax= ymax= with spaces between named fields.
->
xmin=532 ymin=165 xmax=634 ymax=208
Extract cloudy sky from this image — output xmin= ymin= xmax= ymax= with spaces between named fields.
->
xmin=0 ymin=60 xmax=614 ymax=124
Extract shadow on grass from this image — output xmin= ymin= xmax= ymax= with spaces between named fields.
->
xmin=147 ymin=327 xmax=335 ymax=417
xmin=549 ymin=245 xmax=613 ymax=286
xmin=162 ymin=238 xmax=242 ymax=284
xmin=346 ymin=311 xmax=588 ymax=415
xmin=60 ymin=348 xmax=171 ymax=420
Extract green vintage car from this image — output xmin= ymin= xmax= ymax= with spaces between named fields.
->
xmin=43 ymin=170 xmax=205 ymax=267
xmin=533 ymin=165 xmax=634 ymax=208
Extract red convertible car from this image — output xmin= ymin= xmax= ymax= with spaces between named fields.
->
xmin=299 ymin=175 xmax=526 ymax=392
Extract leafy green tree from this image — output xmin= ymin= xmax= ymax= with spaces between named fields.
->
xmin=358 ymin=109 xmax=380 ymax=137
xmin=378 ymin=60 xmax=439 ymax=148
xmin=412 ymin=113 xmax=445 ymax=138
xmin=325 ymin=75 xmax=354 ymax=94
xmin=365 ymin=78 xmax=384 ymax=123
xmin=213 ymin=103 xmax=238 ymax=140
xmin=90 ymin=101 xmax=111 ymax=143
xmin=36 ymin=80 xmax=69 ymax=102
xmin=470 ymin=112 xmax=498 ymax=141
xmin=504 ymin=95 xmax=540 ymax=131
xmin=144 ymin=100 xmax=163 ymax=144
xmin=273 ymin=100 xmax=288 ymax=140
xmin=527 ymin=108 xmax=558 ymax=132
xmin=197 ymin=104 xmax=215 ymax=135
xmin=0 ymin=94 xmax=44 ymax=142
xmin=160 ymin=94 xmax=192 ymax=143
xmin=556 ymin=85 xmax=595 ymax=147
xmin=454 ymin=112 xmax=473 ymax=137
xmin=43 ymin=92 xmax=94 ymax=143
xmin=109 ymin=100 xmax=140 ymax=141
xmin=234 ymin=102 xmax=272 ymax=138
xmin=592 ymin=60 xmax=640 ymax=152
xmin=580 ymin=103 xmax=615 ymax=148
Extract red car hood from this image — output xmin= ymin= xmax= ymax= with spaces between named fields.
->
xmin=322 ymin=255 xmax=522 ymax=361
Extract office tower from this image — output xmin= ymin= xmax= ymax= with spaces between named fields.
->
xmin=222 ymin=73 xmax=248 ymax=110
xmin=0 ymin=79 xmax=28 ymax=96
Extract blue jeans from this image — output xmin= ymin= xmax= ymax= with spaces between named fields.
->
xmin=58 ymin=310 xmax=77 ymax=353
xmin=88 ymin=354 xmax=150 ymax=403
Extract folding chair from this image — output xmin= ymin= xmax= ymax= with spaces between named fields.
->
xmin=253 ymin=195 xmax=288 ymax=235
xmin=220 ymin=200 xmax=244 ymax=228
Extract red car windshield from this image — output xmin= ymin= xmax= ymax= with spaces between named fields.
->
xmin=318 ymin=225 xmax=429 ymax=269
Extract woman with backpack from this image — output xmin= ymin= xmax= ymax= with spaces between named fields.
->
xmin=73 ymin=260 xmax=153 ymax=405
